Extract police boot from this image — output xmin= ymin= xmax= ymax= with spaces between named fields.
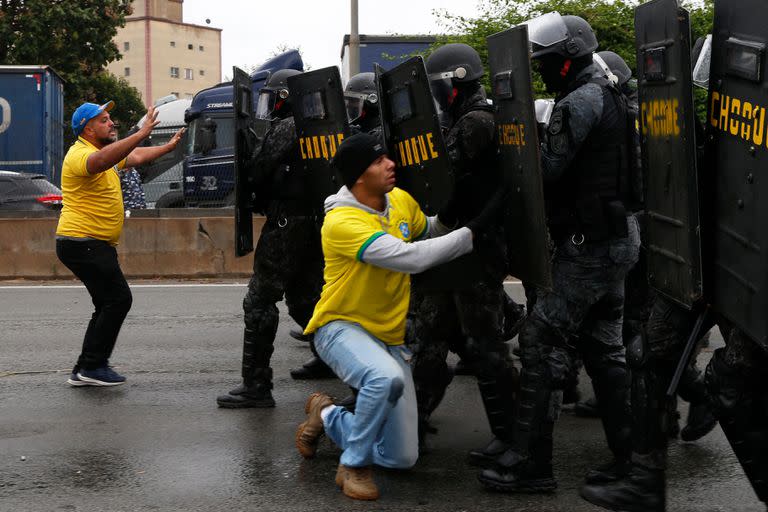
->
xmin=216 ymin=368 xmax=275 ymax=408
xmin=678 ymin=364 xmax=717 ymax=442
xmin=477 ymin=438 xmax=556 ymax=493
xmin=289 ymin=356 xmax=335 ymax=380
xmin=562 ymin=377 xmax=581 ymax=406
xmin=580 ymin=463 xmax=666 ymax=512
xmin=470 ymin=361 xmax=519 ymax=468
xmin=574 ymin=396 xmax=601 ymax=417
xmin=453 ymin=358 xmax=473 ymax=375
xmin=289 ymin=340 xmax=336 ymax=380
xmin=477 ymin=367 xmax=556 ymax=493
xmin=680 ymin=400 xmax=717 ymax=442
xmin=414 ymin=363 xmax=453 ymax=453
xmin=468 ymin=437 xmax=510 ymax=468
xmin=335 ymin=387 xmax=358 ymax=412
xmin=217 ymin=329 xmax=275 ymax=408
xmin=587 ymin=365 xmax=631 ymax=484
xmin=289 ymin=328 xmax=312 ymax=343
xmin=706 ymin=349 xmax=768 ymax=503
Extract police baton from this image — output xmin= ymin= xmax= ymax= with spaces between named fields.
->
xmin=665 ymin=305 xmax=710 ymax=399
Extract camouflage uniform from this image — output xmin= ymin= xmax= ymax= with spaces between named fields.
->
xmin=217 ymin=116 xmax=325 ymax=407
xmin=408 ymin=86 xmax=519 ymax=447
xmin=480 ymin=61 xmax=640 ymax=492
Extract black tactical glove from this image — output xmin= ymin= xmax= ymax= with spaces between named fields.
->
xmin=437 ymin=195 xmax=460 ymax=228
xmin=465 ymin=186 xmax=509 ymax=237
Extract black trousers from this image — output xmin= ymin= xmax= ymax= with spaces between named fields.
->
xmin=56 ymin=239 xmax=132 ymax=371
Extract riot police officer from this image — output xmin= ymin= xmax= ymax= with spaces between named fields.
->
xmin=406 ymin=42 xmax=520 ymax=461
xmin=581 ymin=8 xmax=768 ymax=506
xmin=479 ymin=14 xmax=640 ymax=492
xmin=344 ymin=72 xmax=381 ymax=137
xmin=216 ymin=69 xmax=333 ymax=408
xmin=574 ymin=51 xmax=717 ymax=447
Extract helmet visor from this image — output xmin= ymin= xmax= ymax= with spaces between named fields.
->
xmin=523 ymin=12 xmax=569 ymax=50
xmin=534 ymin=99 xmax=555 ymax=126
xmin=345 ymin=94 xmax=363 ymax=123
xmin=692 ymin=34 xmax=712 ymax=89
xmin=255 ymin=90 xmax=277 ymax=119
xmin=429 ymin=77 xmax=454 ymax=111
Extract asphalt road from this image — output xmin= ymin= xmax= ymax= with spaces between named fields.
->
xmin=0 ymin=282 xmax=762 ymax=511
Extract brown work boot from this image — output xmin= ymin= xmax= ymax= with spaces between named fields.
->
xmin=295 ymin=392 xmax=334 ymax=458
xmin=335 ymin=464 xmax=380 ymax=500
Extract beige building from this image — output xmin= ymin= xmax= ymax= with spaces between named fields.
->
xmin=107 ymin=0 xmax=222 ymax=106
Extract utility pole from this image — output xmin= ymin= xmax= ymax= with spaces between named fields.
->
xmin=349 ymin=0 xmax=360 ymax=77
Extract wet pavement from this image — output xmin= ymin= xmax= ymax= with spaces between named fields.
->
xmin=0 ymin=282 xmax=763 ymax=511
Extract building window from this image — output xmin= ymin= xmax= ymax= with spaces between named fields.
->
xmin=185 ymin=68 xmax=193 ymax=80
xmin=171 ymin=92 xmax=179 ymax=97
xmin=188 ymin=43 xmax=193 ymax=50
xmin=199 ymin=69 xmax=205 ymax=77
xmin=199 ymin=45 xmax=204 ymax=51
xmin=170 ymin=41 xmax=176 ymax=47
xmin=170 ymin=67 xmax=179 ymax=78
xmin=124 ymin=67 xmax=130 ymax=77
xmin=124 ymin=41 xmax=130 ymax=52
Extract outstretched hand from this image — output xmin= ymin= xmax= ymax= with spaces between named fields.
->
xmin=167 ymin=127 xmax=186 ymax=149
xmin=138 ymin=105 xmax=160 ymax=137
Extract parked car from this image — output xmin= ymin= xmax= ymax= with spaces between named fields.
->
xmin=0 ymin=170 xmax=63 ymax=210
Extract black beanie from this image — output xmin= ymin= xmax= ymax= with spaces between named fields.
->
xmin=332 ymin=132 xmax=387 ymax=189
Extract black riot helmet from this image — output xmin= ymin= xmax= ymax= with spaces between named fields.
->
xmin=525 ymin=13 xmax=598 ymax=93
xmin=344 ymin=72 xmax=379 ymax=126
xmin=255 ymin=68 xmax=302 ymax=120
xmin=525 ymin=13 xmax=598 ymax=59
xmin=596 ymin=51 xmax=631 ymax=86
xmin=425 ymin=43 xmax=485 ymax=111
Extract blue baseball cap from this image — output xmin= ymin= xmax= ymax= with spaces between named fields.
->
xmin=71 ymin=100 xmax=115 ymax=136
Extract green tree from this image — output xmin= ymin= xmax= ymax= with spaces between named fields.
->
xmin=0 ymin=0 xmax=145 ymax=143
xmin=432 ymin=0 xmax=714 ymax=98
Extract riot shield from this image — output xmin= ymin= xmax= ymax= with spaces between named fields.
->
xmin=487 ymin=25 xmax=552 ymax=290
xmin=375 ymin=57 xmax=452 ymax=214
xmin=287 ymin=66 xmax=350 ymax=211
xmin=634 ymin=0 xmax=703 ymax=309
xmin=708 ymin=0 xmax=768 ymax=349
xmin=233 ymin=66 xmax=257 ymax=257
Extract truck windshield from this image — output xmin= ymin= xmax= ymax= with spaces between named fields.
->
xmin=135 ymin=125 xmax=187 ymax=182
xmin=187 ymin=116 xmax=235 ymax=156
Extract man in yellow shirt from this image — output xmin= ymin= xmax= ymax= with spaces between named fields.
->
xmin=56 ymin=100 xmax=184 ymax=387
xmin=294 ymin=133 xmax=504 ymax=500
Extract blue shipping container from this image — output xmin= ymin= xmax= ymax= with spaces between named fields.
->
xmin=0 ymin=66 xmax=65 ymax=185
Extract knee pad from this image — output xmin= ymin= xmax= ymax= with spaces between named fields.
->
xmin=464 ymin=337 xmax=507 ymax=376
xmin=542 ymin=346 xmax=576 ymax=389
xmin=243 ymin=292 xmax=279 ymax=333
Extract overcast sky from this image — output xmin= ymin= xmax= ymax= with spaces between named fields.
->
xmin=182 ymin=0 xmax=485 ymax=80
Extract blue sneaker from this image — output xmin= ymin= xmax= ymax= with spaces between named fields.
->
xmin=67 ymin=372 xmax=91 ymax=387
xmin=77 ymin=367 xmax=126 ymax=386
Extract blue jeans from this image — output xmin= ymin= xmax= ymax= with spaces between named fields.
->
xmin=314 ymin=321 xmax=418 ymax=469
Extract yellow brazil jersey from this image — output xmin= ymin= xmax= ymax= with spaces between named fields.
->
xmin=304 ymin=187 xmax=428 ymax=346
xmin=56 ymin=137 xmax=127 ymax=245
